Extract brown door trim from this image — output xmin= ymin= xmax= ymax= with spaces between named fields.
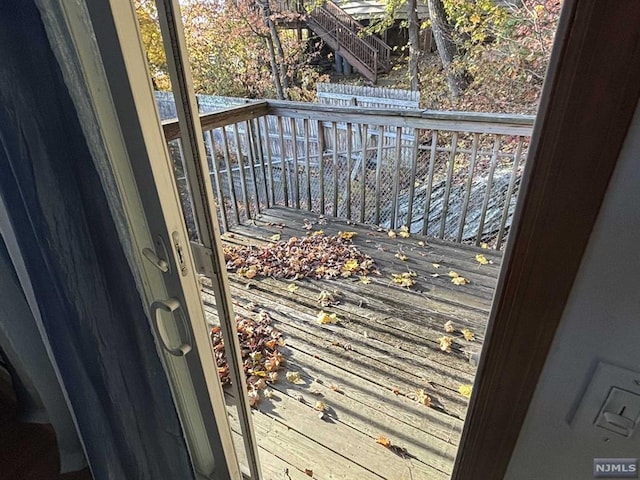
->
xmin=453 ymin=1 xmax=640 ymax=479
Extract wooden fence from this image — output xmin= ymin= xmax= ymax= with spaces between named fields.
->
xmin=162 ymin=101 xmax=535 ymax=249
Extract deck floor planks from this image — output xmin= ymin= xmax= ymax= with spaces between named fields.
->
xmin=202 ymin=207 xmax=500 ymax=479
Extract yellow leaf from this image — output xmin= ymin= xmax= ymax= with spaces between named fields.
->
xmin=475 ymin=254 xmax=489 ymax=265
xmin=311 ymin=230 xmax=324 ymax=237
xmin=376 ymin=436 xmax=391 ymax=447
xmin=360 ymin=276 xmax=371 ymax=284
xmin=287 ymin=283 xmax=299 ymax=293
xmin=395 ymin=252 xmax=408 ymax=261
xmin=459 ymin=384 xmax=473 ymax=398
xmin=338 ymin=231 xmax=357 ymax=239
xmin=438 ymin=336 xmax=453 ymax=352
xmin=480 ymin=242 xmax=489 ymax=249
xmin=317 ymin=310 xmax=338 ymax=324
xmin=448 ymin=270 xmax=459 ymax=278
xmin=451 ymin=276 xmax=470 ymax=286
xmin=269 ymin=233 xmax=281 ymax=241
xmin=416 ymin=389 xmax=432 ymax=407
xmin=238 ymin=266 xmax=258 ymax=279
xmin=399 ymin=226 xmax=410 ymax=238
xmin=387 ymin=230 xmax=397 ymax=238
xmin=342 ymin=259 xmax=359 ymax=272
xmin=444 ymin=320 xmax=455 ymax=333
xmin=470 ymin=13 xmax=481 ymax=23
xmin=314 ymin=401 xmax=326 ymax=412
xmin=286 ymin=371 xmax=302 ymax=383
xmin=391 ymin=272 xmax=416 ymax=288
xmin=461 ymin=328 xmax=475 ymax=341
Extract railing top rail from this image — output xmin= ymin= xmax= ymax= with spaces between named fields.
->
xmin=162 ymin=99 xmax=535 ymax=141
xmin=162 ymin=101 xmax=268 ymax=141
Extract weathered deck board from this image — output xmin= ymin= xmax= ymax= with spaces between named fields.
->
xmin=202 ymin=207 xmax=500 ymax=480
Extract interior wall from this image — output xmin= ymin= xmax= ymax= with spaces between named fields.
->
xmin=505 ymin=100 xmax=640 ymax=479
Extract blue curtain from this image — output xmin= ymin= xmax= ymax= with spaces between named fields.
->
xmin=0 ymin=2 xmax=194 ymax=478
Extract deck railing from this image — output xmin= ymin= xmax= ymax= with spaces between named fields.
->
xmin=163 ymin=100 xmax=534 ymax=249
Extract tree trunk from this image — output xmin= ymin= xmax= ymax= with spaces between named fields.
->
xmin=407 ymin=0 xmax=421 ymax=91
xmin=259 ymin=0 xmax=288 ymax=99
xmin=427 ymin=0 xmax=470 ymax=98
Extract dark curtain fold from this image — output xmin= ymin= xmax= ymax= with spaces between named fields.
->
xmin=0 ymin=2 xmax=194 ymax=478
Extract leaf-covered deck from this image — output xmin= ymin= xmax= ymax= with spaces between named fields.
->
xmin=201 ymin=206 xmax=501 ymax=480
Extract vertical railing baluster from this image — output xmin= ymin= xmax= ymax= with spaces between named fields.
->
xmin=421 ymin=130 xmax=438 ymax=236
xmin=332 ymin=121 xmax=338 ymax=218
xmin=262 ymin=116 xmax=275 ymax=206
xmin=374 ymin=124 xmax=384 ymax=225
xmin=360 ymin=123 xmax=369 ymax=223
xmin=439 ymin=132 xmax=459 ymax=239
xmin=233 ymin=122 xmax=251 ymax=220
xmin=457 ymin=133 xmax=478 ymax=243
xmin=390 ymin=126 xmax=402 ymax=229
xmin=277 ymin=115 xmax=289 ymax=207
xmin=496 ymin=136 xmax=524 ymax=248
xmin=245 ymin=120 xmax=261 ymax=216
xmin=253 ymin=117 xmax=270 ymax=209
xmin=317 ymin=120 xmax=325 ymax=214
xmin=290 ymin=117 xmax=300 ymax=209
xmin=345 ymin=122 xmax=352 ymax=219
xmin=221 ymin=126 xmax=240 ymax=225
xmin=304 ymin=118 xmax=312 ymax=211
xmin=406 ymin=127 xmax=419 ymax=230
xmin=476 ymin=135 xmax=502 ymax=246
xmin=204 ymin=130 xmax=228 ymax=232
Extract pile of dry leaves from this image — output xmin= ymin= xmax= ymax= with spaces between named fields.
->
xmin=224 ymin=232 xmax=378 ymax=280
xmin=210 ymin=310 xmax=285 ymax=400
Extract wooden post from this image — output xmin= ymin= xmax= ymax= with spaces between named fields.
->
xmin=476 ymin=135 xmax=501 ymax=246
xmin=457 ymin=133 xmax=478 ymax=243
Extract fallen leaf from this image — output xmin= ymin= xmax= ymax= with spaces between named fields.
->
xmin=304 ymin=469 xmax=313 ymax=477
xmin=376 ymin=436 xmax=391 ymax=447
xmin=391 ymin=271 xmax=416 ymax=288
xmin=439 ymin=336 xmax=453 ymax=352
xmin=418 ymin=241 xmax=426 ymax=247
xmin=459 ymin=384 xmax=473 ymax=398
xmin=461 ymin=328 xmax=475 ymax=341
xmin=338 ymin=231 xmax=357 ymax=240
xmin=475 ymin=254 xmax=489 ymax=265
xmin=395 ymin=252 xmax=408 ymax=261
xmin=360 ymin=276 xmax=371 ymax=284
xmin=451 ymin=276 xmax=470 ymax=286
xmin=444 ymin=320 xmax=455 ymax=333
xmin=265 ymin=389 xmax=275 ymax=399
xmin=399 ymin=226 xmax=410 ymax=238
xmin=480 ymin=242 xmax=489 ymax=249
xmin=329 ymin=384 xmax=343 ymax=394
xmin=314 ymin=401 xmax=326 ymax=412
xmin=318 ymin=290 xmax=337 ymax=307
xmin=317 ymin=310 xmax=338 ymax=324
xmin=286 ymin=371 xmax=302 ymax=383
xmin=387 ymin=230 xmax=397 ymax=238
xmin=432 ymin=263 xmax=440 ymax=269
xmin=416 ymin=389 xmax=432 ymax=407
xmin=269 ymin=233 xmax=281 ymax=242
xmin=248 ymin=390 xmax=260 ymax=408
xmin=311 ymin=230 xmax=324 ymax=237
xmin=287 ymin=283 xmax=299 ymax=293
xmin=392 ymin=388 xmax=400 ymax=395
xmin=448 ymin=270 xmax=459 ymax=278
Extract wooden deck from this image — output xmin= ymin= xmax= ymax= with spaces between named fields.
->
xmin=201 ymin=206 xmax=501 ymax=480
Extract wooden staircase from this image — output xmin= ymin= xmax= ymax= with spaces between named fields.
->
xmin=279 ymin=1 xmax=392 ymax=83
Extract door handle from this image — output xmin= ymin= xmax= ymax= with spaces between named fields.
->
xmin=150 ymin=298 xmax=192 ymax=356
